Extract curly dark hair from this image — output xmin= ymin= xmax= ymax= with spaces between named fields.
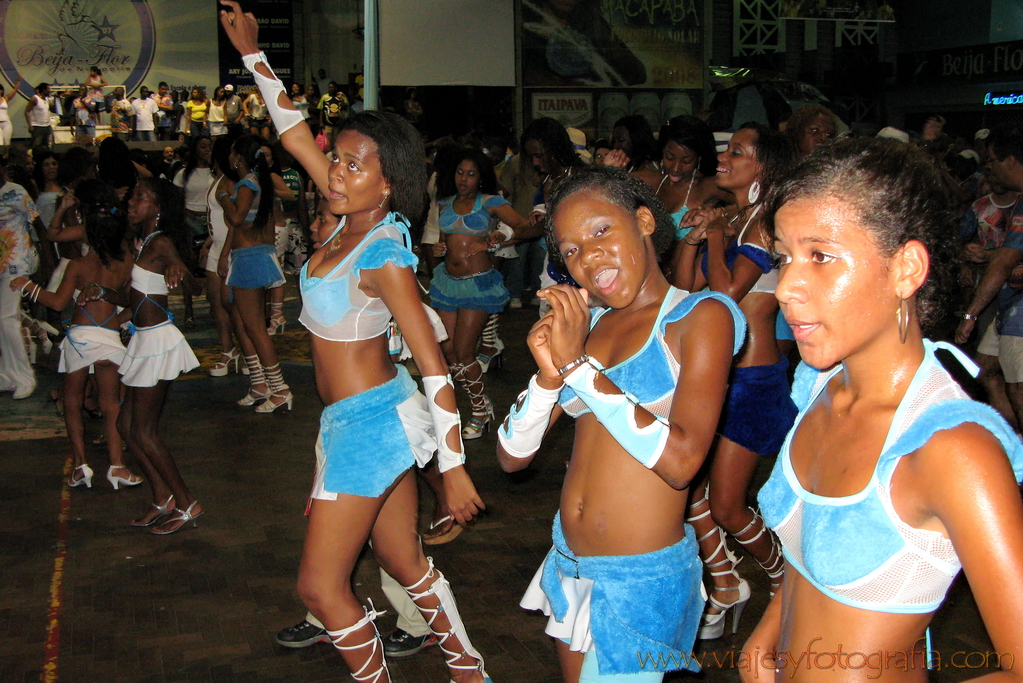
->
xmin=544 ymin=166 xmax=674 ymax=273
xmin=210 ymin=136 xmax=237 ymax=182
xmin=341 ymin=111 xmax=428 ymax=223
xmin=613 ymin=115 xmax=658 ymax=169
xmin=135 ymin=178 xmax=194 ymax=270
xmin=521 ymin=117 xmax=582 ymax=171
xmin=763 ymin=137 xmax=960 ymax=339
xmin=75 ymin=179 xmax=126 ymax=265
xmin=232 ymin=135 xmax=275 ymax=231
xmin=659 ymin=115 xmax=718 ymax=178
xmin=436 ymin=148 xmax=498 ymax=199
xmin=58 ymin=146 xmax=95 ymax=188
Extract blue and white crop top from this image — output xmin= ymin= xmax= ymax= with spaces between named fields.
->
xmin=701 ymin=206 xmax=778 ymax=295
xmin=299 ymin=212 xmax=419 ymax=342
xmin=758 ymin=340 xmax=1023 ymax=614
xmin=558 ymin=288 xmax=747 ymax=419
xmin=438 ymin=193 xmax=508 ymax=236
xmin=233 ymin=174 xmax=261 ymax=223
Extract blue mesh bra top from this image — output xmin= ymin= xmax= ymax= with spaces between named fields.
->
xmin=233 ymin=174 xmax=261 ymax=223
xmin=437 ymin=193 xmax=508 ymax=236
xmin=700 ymin=206 xmax=778 ymax=295
xmin=299 ymin=213 xmax=419 ymax=342
xmin=758 ymin=340 xmax=1023 ymax=614
xmin=558 ymin=288 xmax=746 ymax=419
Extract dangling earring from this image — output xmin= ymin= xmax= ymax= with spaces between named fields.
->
xmin=897 ymin=298 xmax=909 ymax=344
xmin=748 ymin=180 xmax=761 ymax=204
xmin=378 ymin=192 xmax=389 ymax=209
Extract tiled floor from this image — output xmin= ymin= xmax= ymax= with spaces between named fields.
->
xmin=0 ymin=282 xmax=1000 ymax=682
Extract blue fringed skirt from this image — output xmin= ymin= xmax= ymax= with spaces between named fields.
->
xmin=227 ymin=243 xmax=285 ymax=290
xmin=429 ymin=264 xmax=509 ymax=313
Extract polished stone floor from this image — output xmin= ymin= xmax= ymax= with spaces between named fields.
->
xmin=0 ymin=281 xmax=1000 ymax=682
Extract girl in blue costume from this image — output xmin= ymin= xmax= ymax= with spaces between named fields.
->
xmin=655 ymin=116 xmax=731 ymax=243
xmin=218 ymin=134 xmax=293 ymax=413
xmin=430 ymin=148 xmax=532 ymax=439
xmin=747 ymin=137 xmax=1023 ymax=682
xmin=220 ymin=4 xmax=494 ymax=682
xmin=671 ymin=123 xmax=798 ymax=640
xmin=498 ymin=166 xmax=745 ymax=682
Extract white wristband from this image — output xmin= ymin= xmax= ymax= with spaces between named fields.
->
xmin=498 ymin=374 xmax=562 ymax=459
xmin=422 ymin=374 xmax=465 ymax=473
xmin=241 ymin=52 xmax=305 ymax=136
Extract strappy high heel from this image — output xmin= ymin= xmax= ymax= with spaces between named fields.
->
xmin=238 ymin=355 xmax=271 ymax=406
xmin=68 ymin=463 xmax=94 ymax=489
xmin=326 ymin=601 xmax=389 ymax=683
xmin=106 ymin=465 xmax=143 ymax=490
xmin=476 ymin=314 xmax=504 ymax=373
xmin=255 ymin=363 xmax=293 ymax=413
xmin=696 ymin=525 xmax=751 ymax=639
xmin=453 ymin=362 xmax=493 ymax=440
xmin=402 ymin=559 xmax=492 ymax=683
xmin=131 ymin=495 xmax=175 ymax=527
xmin=734 ymin=507 xmax=785 ymax=595
xmin=210 ymin=347 xmax=241 ymax=377
xmin=151 ymin=500 xmax=202 ymax=535
xmin=267 ymin=302 xmax=286 ymax=336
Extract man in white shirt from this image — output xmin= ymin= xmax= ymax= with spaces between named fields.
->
xmin=0 ymin=157 xmax=42 ymax=399
xmin=131 ymin=86 xmax=159 ymax=142
xmin=24 ymin=83 xmax=54 ymax=149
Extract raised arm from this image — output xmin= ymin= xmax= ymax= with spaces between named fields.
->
xmin=4 ymin=78 xmax=21 ymax=105
xmin=219 ymin=1 xmax=329 ymax=194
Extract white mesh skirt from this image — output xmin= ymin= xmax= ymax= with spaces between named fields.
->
xmin=119 ymin=321 xmax=199 ymax=387
xmin=59 ymin=325 xmax=126 ymax=374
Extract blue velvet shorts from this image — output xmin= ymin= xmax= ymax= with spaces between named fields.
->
xmin=719 ymin=357 xmax=797 ymax=456
xmin=429 ymin=264 xmax=509 ymax=313
xmin=227 ymin=244 xmax=285 ymax=290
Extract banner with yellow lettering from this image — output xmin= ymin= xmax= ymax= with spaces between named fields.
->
xmin=521 ymin=0 xmax=704 ymax=90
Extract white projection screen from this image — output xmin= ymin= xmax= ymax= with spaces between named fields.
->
xmin=379 ymin=0 xmax=515 ymax=86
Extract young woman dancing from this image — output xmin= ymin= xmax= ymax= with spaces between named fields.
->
xmin=11 ymin=180 xmax=141 ymax=490
xmin=671 ymin=123 xmax=798 ymax=639
xmin=218 ymin=134 xmax=292 ymax=412
xmin=499 ymin=166 xmax=745 ymax=682
xmin=82 ymin=179 xmax=202 ymax=534
xmin=748 ymin=137 xmax=1023 ymax=681
xmin=220 ymin=3 xmax=494 ymax=682
xmin=430 ymin=148 xmax=531 ymax=439
xmin=655 ymin=116 xmax=731 ymax=241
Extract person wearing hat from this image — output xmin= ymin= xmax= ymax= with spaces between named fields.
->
xmin=223 ymin=84 xmax=245 ymax=137
xmin=566 ymin=127 xmax=592 ymax=164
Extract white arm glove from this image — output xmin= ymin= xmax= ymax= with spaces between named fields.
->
xmin=422 ymin=374 xmax=465 ymax=472
xmin=241 ymin=52 xmax=305 ymax=136
xmin=497 ymin=374 xmax=561 ymax=459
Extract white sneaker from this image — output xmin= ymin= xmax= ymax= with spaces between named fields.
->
xmin=13 ymin=381 xmax=36 ymax=400
xmin=509 ymin=298 xmax=522 ymax=309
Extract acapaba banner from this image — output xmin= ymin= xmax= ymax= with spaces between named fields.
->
xmin=521 ymin=0 xmax=704 ymax=90
xmin=0 ymin=0 xmax=221 ymax=140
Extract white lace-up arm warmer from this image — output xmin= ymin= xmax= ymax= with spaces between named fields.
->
xmin=241 ymin=52 xmax=305 ymax=136
xmin=497 ymin=374 xmax=562 ymax=458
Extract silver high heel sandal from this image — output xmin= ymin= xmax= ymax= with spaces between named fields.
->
xmin=254 ymin=363 xmax=293 ymax=414
xmin=734 ymin=506 xmax=785 ymax=595
xmin=150 ymin=500 xmax=203 ymax=535
xmin=131 ymin=495 xmax=175 ymax=527
xmin=697 ymin=526 xmax=750 ymax=639
xmin=238 ymin=355 xmax=271 ymax=406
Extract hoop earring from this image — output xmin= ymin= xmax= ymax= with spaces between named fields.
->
xmin=748 ymin=180 xmax=761 ymax=204
xmin=897 ymin=298 xmax=909 ymax=344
